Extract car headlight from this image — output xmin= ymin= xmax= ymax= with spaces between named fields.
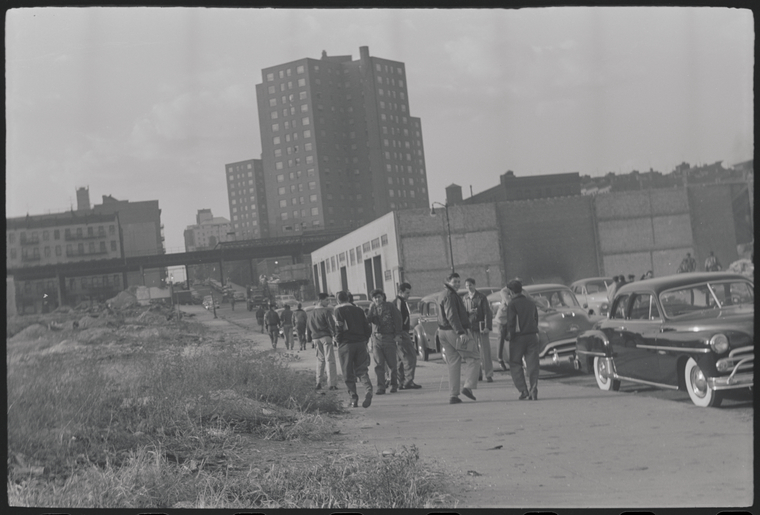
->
xmin=709 ymin=334 xmax=729 ymax=354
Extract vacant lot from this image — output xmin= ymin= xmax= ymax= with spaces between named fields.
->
xmin=7 ymin=299 xmax=456 ymax=509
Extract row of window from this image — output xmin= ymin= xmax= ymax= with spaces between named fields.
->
xmin=322 ymin=234 xmax=390 ymax=275
xmin=8 ymin=225 xmax=117 ymax=244
xmin=280 ymin=207 xmax=319 ymax=220
xmin=273 ymin=129 xmax=312 ymax=145
xmin=279 ymin=194 xmax=318 ymax=206
xmin=385 ymin=163 xmax=426 ymax=177
xmin=267 ymin=77 xmax=307 ymax=95
xmin=9 ymin=240 xmax=118 ymax=260
xmin=266 ymin=65 xmax=306 ymax=82
xmin=269 ymin=91 xmax=308 ymax=107
xmin=17 ymin=275 xmax=122 ymax=295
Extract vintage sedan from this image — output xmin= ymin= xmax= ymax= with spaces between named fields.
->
xmin=570 ymin=276 xmax=613 ymax=316
xmin=486 ymin=284 xmax=595 ymax=367
xmin=575 ymin=272 xmax=753 ymax=407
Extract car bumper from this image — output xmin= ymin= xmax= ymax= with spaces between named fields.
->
xmin=539 ymin=337 xmax=577 ymax=360
xmin=708 ymin=372 xmax=753 ymax=391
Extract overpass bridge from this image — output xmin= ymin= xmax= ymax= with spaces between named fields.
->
xmin=7 ymin=230 xmax=348 ymax=301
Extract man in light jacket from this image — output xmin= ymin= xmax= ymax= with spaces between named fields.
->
xmin=306 ymin=293 xmax=338 ymax=391
xmin=437 ymin=272 xmax=479 ymax=404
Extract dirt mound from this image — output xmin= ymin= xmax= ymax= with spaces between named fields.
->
xmin=9 ymin=324 xmax=48 ymax=343
xmin=137 ymin=310 xmax=169 ymax=324
xmin=77 ymin=315 xmax=117 ymax=329
xmin=107 ymin=290 xmax=138 ymax=310
xmin=728 ymin=258 xmax=753 ymax=279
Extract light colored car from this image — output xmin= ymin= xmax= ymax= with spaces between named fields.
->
xmin=202 ymin=295 xmax=220 ymax=310
xmin=570 ymin=277 xmax=613 ymax=316
xmin=274 ymin=294 xmax=298 ymax=308
xmin=486 ymin=284 xmax=595 ymax=368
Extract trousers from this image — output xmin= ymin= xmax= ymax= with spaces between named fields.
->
xmin=438 ymin=329 xmax=480 ymax=398
xmin=338 ymin=341 xmax=373 ymax=398
xmin=474 ymin=330 xmax=493 ymax=379
xmin=396 ymin=331 xmax=417 ymax=386
xmin=282 ymin=324 xmax=293 ymax=349
xmin=509 ymin=333 xmax=539 ymax=396
xmin=372 ymin=333 xmax=398 ymax=390
xmin=315 ymin=336 xmax=337 ymax=388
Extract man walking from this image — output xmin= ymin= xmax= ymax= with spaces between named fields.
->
xmin=293 ymin=303 xmax=308 ymax=351
xmin=464 ymin=278 xmax=494 ymax=382
xmin=306 ymin=293 xmax=338 ymax=391
xmin=264 ymin=304 xmax=281 ymax=349
xmin=256 ymin=304 xmax=266 ymax=333
xmin=437 ymin=272 xmax=479 ymax=404
xmin=705 ymin=251 xmax=722 ymax=271
xmin=677 ymin=252 xmax=697 ymax=273
xmin=366 ymin=289 xmax=403 ymax=395
xmin=494 ymin=287 xmax=511 ymax=371
xmin=394 ymin=283 xmax=421 ymax=390
xmin=280 ymin=304 xmax=294 ymax=350
xmin=333 ymin=291 xmax=374 ymax=408
xmin=506 ymin=279 xmax=540 ymax=401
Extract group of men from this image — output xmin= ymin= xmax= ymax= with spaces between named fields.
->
xmin=298 ymin=284 xmax=423 ymax=409
xmin=677 ymin=250 xmax=723 ymax=274
xmin=439 ymin=273 xmax=539 ymax=404
xmin=252 ymin=273 xmax=544 ymax=407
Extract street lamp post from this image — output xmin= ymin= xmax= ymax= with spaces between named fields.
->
xmin=431 ymin=202 xmax=455 ymax=273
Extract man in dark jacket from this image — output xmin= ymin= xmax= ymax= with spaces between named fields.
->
xmin=366 ymin=289 xmax=403 ymax=394
xmin=464 ymin=278 xmax=494 ymax=382
xmin=437 ymin=272 xmax=479 ymax=404
xmin=506 ymin=279 xmax=540 ymax=400
xmin=280 ymin=304 xmax=294 ymax=350
xmin=256 ymin=304 xmax=266 ymax=333
xmin=264 ymin=304 xmax=281 ymax=348
xmin=394 ymin=283 xmax=421 ymax=390
xmin=293 ymin=303 xmax=309 ymax=351
xmin=333 ymin=291 xmax=374 ymax=408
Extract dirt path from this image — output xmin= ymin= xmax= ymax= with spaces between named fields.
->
xmin=192 ymin=305 xmax=754 ymax=509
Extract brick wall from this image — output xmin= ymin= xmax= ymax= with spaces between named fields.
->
xmin=688 ymin=184 xmax=740 ymax=270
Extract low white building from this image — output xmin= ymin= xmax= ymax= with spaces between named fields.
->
xmin=310 ymin=212 xmax=402 ymax=298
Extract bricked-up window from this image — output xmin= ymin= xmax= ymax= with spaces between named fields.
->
xmin=371 ymin=238 xmax=380 ymax=250
xmin=381 ymin=234 xmax=388 ymax=246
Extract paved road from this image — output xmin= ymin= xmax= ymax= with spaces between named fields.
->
xmin=188 ymin=303 xmax=754 ymax=509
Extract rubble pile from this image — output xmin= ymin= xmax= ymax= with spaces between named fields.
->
xmin=106 ymin=290 xmax=138 ymax=310
xmin=728 ymin=258 xmax=753 ymax=279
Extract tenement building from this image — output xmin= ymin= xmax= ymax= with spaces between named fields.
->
xmin=255 ymin=46 xmax=430 ymax=237
xmin=183 ymin=209 xmax=233 ymax=252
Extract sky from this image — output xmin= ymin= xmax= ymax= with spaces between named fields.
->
xmin=6 ymin=7 xmax=754 ymax=255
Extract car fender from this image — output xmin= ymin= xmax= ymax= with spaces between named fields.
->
xmin=413 ymin=325 xmax=430 ymax=350
xmin=576 ymin=329 xmax=611 ymax=357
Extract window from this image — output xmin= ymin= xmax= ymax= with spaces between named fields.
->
xmin=349 ymin=248 xmax=355 ymax=265
xmin=299 ymin=91 xmax=307 ymax=100
xmin=303 ymin=129 xmax=311 ymax=138
xmin=309 ymin=194 xmax=317 ymax=202
xmin=276 ymin=162 xmax=283 ymax=170
xmin=309 ymin=182 xmax=316 ymax=190
xmin=381 ymin=234 xmax=389 ymax=246
xmin=43 ymin=230 xmax=49 ymax=241
xmin=302 ymin=117 xmax=310 ymax=126
xmin=611 ymin=294 xmax=630 ymax=319
xmin=297 ymin=65 xmax=304 ymax=74
xmin=99 ymin=241 xmax=106 ymax=253
xmin=269 ymin=98 xmax=277 ymax=107
xmin=371 ymin=238 xmax=380 ymax=249
xmin=272 ymin=123 xmax=279 ymax=132
xmin=55 ymin=245 xmax=62 ymax=256
xmin=44 ymin=247 xmax=51 ymax=257
xmin=281 ymin=212 xmax=288 ymax=220
xmin=311 ymin=207 xmax=319 ymax=216
xmin=111 ymin=241 xmax=117 ymax=251
xmin=298 ymin=78 xmax=306 ymax=87
xmin=273 ymin=136 xmax=281 ymax=144
xmin=268 ymin=85 xmax=275 ymax=94
xmin=267 ymin=73 xmax=274 ymax=81
xmin=279 ymin=200 xmax=287 ymax=208
xmin=270 ymin=111 xmax=278 ymax=119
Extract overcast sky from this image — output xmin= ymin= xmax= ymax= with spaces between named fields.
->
xmin=6 ymin=7 xmax=754 ymax=253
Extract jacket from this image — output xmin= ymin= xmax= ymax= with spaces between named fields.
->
xmin=293 ymin=308 xmax=308 ymax=327
xmin=437 ymin=283 xmax=470 ymax=335
xmin=264 ymin=309 xmax=280 ymax=328
xmin=366 ymin=301 xmax=403 ymax=337
xmin=280 ymin=308 xmax=294 ymax=326
xmin=333 ymin=303 xmax=372 ymax=345
xmin=494 ymin=287 xmax=510 ymax=326
xmin=463 ymin=289 xmax=493 ymax=331
xmin=393 ymin=296 xmax=412 ymax=332
xmin=306 ymin=306 xmax=335 ymax=340
xmin=506 ymin=292 xmax=538 ymax=337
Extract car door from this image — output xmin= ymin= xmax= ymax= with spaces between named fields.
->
xmin=620 ymin=292 xmax=665 ymax=383
xmin=606 ymin=292 xmax=658 ymax=382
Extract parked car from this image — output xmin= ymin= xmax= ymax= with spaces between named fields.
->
xmin=233 ymin=291 xmax=246 ymax=301
xmin=574 ymin=272 xmax=754 ymax=407
xmin=412 ymin=287 xmax=505 ymax=361
xmin=486 ymin=284 xmax=595 ymax=367
xmin=570 ymin=277 xmax=613 ymax=316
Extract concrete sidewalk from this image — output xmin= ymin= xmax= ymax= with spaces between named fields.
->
xmin=191 ymin=306 xmax=754 ymax=509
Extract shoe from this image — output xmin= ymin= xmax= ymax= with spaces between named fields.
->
xmin=518 ymin=391 xmax=530 ymax=400
xmin=376 ymin=389 xmax=386 ymax=395
xmin=362 ymin=392 xmax=372 ymax=408
xmin=390 ymin=386 xmax=398 ymax=393
xmin=398 ymin=384 xmax=405 ymax=390
xmin=486 ymin=377 xmax=493 ymax=383
xmin=405 ymin=382 xmax=422 ymax=389
xmin=461 ymin=388 xmax=476 ymax=401
xmin=328 ymin=386 xmax=339 ymax=391
xmin=351 ymin=398 xmax=359 ymax=408
xmin=315 ymin=384 xmax=322 ymax=391
xmin=529 ymin=391 xmax=538 ymax=401
xmin=449 ymin=396 xmax=462 ymax=404
xmin=499 ymin=360 xmax=508 ymax=371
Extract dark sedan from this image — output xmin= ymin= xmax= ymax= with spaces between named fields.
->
xmin=575 ymin=272 xmax=753 ymax=407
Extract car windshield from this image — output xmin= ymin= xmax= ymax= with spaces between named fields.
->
xmin=659 ymin=280 xmax=754 ymax=317
xmin=529 ymin=289 xmax=580 ymax=309
xmin=584 ymin=280 xmax=609 ymax=293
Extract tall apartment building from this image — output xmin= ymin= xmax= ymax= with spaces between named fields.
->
xmin=183 ymin=209 xmax=234 ymax=251
xmin=224 ymin=158 xmax=270 ymax=239
xmin=255 ymin=46 xmax=430 ymax=238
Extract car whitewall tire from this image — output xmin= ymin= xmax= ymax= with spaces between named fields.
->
xmin=594 ymin=356 xmax=620 ymax=391
xmin=684 ymin=357 xmax=723 ymax=407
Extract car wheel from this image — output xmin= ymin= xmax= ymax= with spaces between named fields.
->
xmin=415 ymin=337 xmax=429 ymax=361
xmin=594 ymin=356 xmax=620 ymax=391
xmin=684 ymin=357 xmax=723 ymax=407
